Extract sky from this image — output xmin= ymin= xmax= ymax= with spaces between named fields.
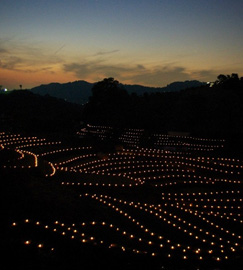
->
xmin=0 ymin=0 xmax=243 ymax=89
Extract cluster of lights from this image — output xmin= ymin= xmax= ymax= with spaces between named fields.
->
xmin=0 ymin=131 xmax=61 ymax=150
xmin=55 ymin=153 xmax=97 ymax=167
xmin=16 ymin=141 xmax=61 ymax=149
xmin=153 ymin=133 xmax=224 ymax=151
xmin=0 ymin=132 xmax=61 ymax=170
xmin=77 ymin=125 xmax=113 ymax=140
xmin=78 ymin=130 xmax=109 ymax=140
xmin=22 ymin=150 xmax=38 ymax=167
xmin=0 ymin=132 xmax=21 ymax=139
xmin=74 ymin=157 xmax=190 ymax=177
xmin=0 ymin=136 xmax=40 ymax=145
xmin=86 ymin=124 xmax=113 ymax=130
xmin=76 ymin=125 xmax=225 ymax=151
xmin=160 ymin=192 xmax=243 ymax=253
xmin=10 ymin=218 xmax=155 ymax=255
xmin=0 ymin=132 xmax=20 ymax=150
xmin=72 ymin=152 xmax=136 ymax=171
xmin=61 ymin=181 xmax=139 ymax=187
xmin=118 ymin=129 xmax=144 ymax=147
xmin=122 ymin=148 xmax=242 ymax=175
xmin=54 ymin=147 xmax=241 ymax=186
xmin=83 ymin=193 xmax=186 ymax=257
xmin=3 ymin=128 xmax=243 ymax=265
xmin=154 ymin=133 xmax=225 ymax=142
xmin=39 ymin=146 xmax=92 ymax=157
xmin=49 ymin=146 xmax=243 ymax=193
xmin=165 ymin=190 xmax=243 ymax=222
xmin=2 ymin=149 xmax=38 ymax=169
xmin=82 ymin=193 xmax=238 ymax=261
xmin=45 ymin=161 xmax=56 ymax=177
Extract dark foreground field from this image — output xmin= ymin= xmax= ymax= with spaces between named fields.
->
xmin=1 ymin=129 xmax=243 ymax=270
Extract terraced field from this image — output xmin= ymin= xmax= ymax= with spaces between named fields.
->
xmin=1 ymin=128 xmax=243 ymax=269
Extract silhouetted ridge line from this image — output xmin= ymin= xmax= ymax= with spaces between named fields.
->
xmin=29 ymin=80 xmax=205 ymax=104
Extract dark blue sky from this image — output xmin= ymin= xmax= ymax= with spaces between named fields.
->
xmin=1 ymin=0 xmax=243 ymax=89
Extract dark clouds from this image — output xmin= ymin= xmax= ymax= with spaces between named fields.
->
xmin=191 ymin=69 xmax=219 ymax=81
xmin=63 ymin=60 xmax=215 ymax=86
xmin=92 ymin=49 xmax=120 ymax=57
xmin=130 ymin=66 xmax=191 ymax=86
xmin=63 ymin=61 xmax=140 ymax=80
xmin=0 ymin=39 xmax=64 ymax=74
xmin=0 ymin=36 xmax=218 ymax=87
xmin=0 ymin=56 xmax=23 ymax=70
xmin=0 ymin=48 xmax=9 ymax=54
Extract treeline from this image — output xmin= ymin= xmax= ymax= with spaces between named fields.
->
xmin=82 ymin=75 xmax=243 ymax=139
xmin=1 ymin=74 xmax=242 ymax=140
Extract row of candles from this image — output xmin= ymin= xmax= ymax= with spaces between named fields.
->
xmin=81 ymin=193 xmax=237 ymax=261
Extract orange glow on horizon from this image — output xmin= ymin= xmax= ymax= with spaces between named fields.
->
xmin=0 ymin=68 xmax=77 ymax=90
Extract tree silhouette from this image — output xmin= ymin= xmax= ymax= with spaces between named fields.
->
xmin=90 ymin=77 xmax=126 ymax=102
xmin=217 ymin=74 xmax=228 ymax=84
xmin=217 ymin=73 xmax=240 ymax=85
xmin=81 ymin=75 xmax=243 ymax=138
xmin=83 ymin=77 xmax=129 ymax=126
xmin=231 ymin=73 xmax=239 ymax=81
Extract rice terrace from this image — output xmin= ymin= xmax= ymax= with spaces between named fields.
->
xmin=2 ymin=124 xmax=243 ymax=270
xmin=2 ymin=0 xmax=243 ymax=268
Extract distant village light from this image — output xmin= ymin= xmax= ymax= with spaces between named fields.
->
xmin=0 ymin=88 xmax=8 ymax=92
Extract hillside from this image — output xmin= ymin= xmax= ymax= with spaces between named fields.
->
xmin=0 ymin=90 xmax=83 ymax=134
xmin=81 ymin=75 xmax=243 ymax=142
xmin=30 ymin=80 xmax=205 ymax=104
xmin=2 ymin=74 xmax=242 ymax=143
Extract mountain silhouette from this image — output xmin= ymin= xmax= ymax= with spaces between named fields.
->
xmin=31 ymin=80 xmax=93 ymax=104
xmin=30 ymin=80 xmax=205 ymax=104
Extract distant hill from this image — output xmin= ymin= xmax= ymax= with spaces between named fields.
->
xmin=123 ymin=80 xmax=205 ymax=96
xmin=31 ymin=80 xmax=93 ymax=104
xmin=30 ymin=80 xmax=205 ymax=104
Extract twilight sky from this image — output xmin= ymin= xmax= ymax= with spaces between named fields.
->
xmin=1 ymin=0 xmax=243 ymax=89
